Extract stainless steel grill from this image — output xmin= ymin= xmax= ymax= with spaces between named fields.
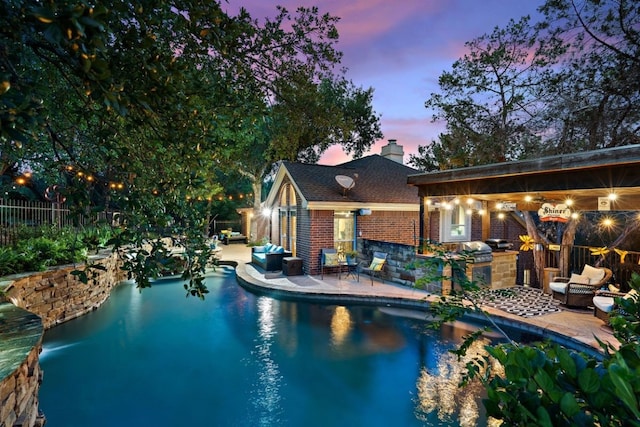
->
xmin=456 ymin=241 xmax=493 ymax=263
xmin=485 ymin=238 xmax=513 ymax=252
xmin=456 ymin=241 xmax=493 ymax=285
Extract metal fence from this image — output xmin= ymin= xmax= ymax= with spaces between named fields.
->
xmin=0 ymin=199 xmax=109 ymax=245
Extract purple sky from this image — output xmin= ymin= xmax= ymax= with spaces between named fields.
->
xmin=227 ymin=0 xmax=545 ymax=165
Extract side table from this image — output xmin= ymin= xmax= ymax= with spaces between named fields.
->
xmin=282 ymin=257 xmax=303 ymax=276
xmin=340 ymin=262 xmax=359 ymax=281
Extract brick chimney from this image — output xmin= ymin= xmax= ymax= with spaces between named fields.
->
xmin=380 ymin=139 xmax=404 ymax=164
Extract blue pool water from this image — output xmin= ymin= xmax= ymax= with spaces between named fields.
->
xmin=39 ymin=266 xmax=497 ymax=426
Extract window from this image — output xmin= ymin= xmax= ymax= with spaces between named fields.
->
xmin=278 ymin=184 xmax=297 ymax=254
xmin=440 ymin=204 xmax=471 ymax=242
xmin=334 ymin=211 xmax=355 ymax=253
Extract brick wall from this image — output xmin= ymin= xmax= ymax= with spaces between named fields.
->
xmin=358 ymin=211 xmax=419 ymax=247
xmin=306 ymin=210 xmax=335 ymax=275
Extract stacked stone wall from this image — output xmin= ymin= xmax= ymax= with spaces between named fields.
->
xmin=3 ymin=251 xmax=126 ymax=329
xmin=0 ymin=334 xmax=44 ymax=427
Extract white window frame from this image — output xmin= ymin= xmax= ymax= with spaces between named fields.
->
xmin=440 ymin=205 xmax=471 ymax=242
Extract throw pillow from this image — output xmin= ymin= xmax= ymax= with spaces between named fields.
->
xmin=581 ymin=264 xmax=605 ymax=284
xmin=609 ymin=284 xmax=620 ymax=292
xmin=569 ymin=273 xmax=590 ymax=285
xmin=274 ymin=246 xmax=285 ymax=254
xmin=369 ymin=256 xmax=386 ymax=271
xmin=324 ymin=253 xmax=339 ymax=266
xmin=253 ymin=246 xmax=266 ymax=253
xmin=264 ymin=243 xmax=274 ymax=252
xmin=624 ymin=289 xmax=639 ymax=300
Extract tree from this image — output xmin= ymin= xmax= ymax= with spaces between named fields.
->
xmin=415 ymin=16 xmax=560 ymax=170
xmin=412 ymin=0 xmax=640 ymax=170
xmin=538 ymin=0 xmax=640 ymax=153
xmin=1 ymin=1 xmax=380 ymax=290
xmin=221 ymin=76 xmax=382 ymax=241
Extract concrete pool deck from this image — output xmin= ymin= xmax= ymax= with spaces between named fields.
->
xmin=220 ymin=244 xmax=620 ymax=353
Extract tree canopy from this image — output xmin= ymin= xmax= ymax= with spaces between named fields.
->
xmin=1 ymin=1 xmax=382 ymax=290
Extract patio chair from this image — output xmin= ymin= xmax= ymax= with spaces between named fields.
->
xmin=321 ymin=248 xmax=340 ymax=279
xmin=592 ymin=288 xmax=637 ymax=323
xmin=549 ymin=264 xmax=612 ymax=308
xmin=358 ymin=251 xmax=387 ymax=286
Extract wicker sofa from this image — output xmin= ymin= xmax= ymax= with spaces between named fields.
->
xmin=251 ymin=244 xmax=292 ymax=272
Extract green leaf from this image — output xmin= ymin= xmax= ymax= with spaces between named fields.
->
xmin=610 ymin=365 xmax=640 ymax=418
xmin=533 ymin=369 xmax=555 ymax=393
xmin=577 ymin=368 xmax=600 ymax=394
xmin=558 ymin=348 xmax=577 ymax=378
xmin=560 ymin=392 xmax=580 ymax=417
xmin=535 ymin=406 xmax=553 ymax=427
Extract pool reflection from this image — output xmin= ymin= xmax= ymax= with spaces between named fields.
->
xmin=40 ymin=269 xmax=512 ymax=426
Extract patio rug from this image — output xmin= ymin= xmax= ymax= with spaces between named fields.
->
xmin=472 ymin=286 xmax=563 ymax=318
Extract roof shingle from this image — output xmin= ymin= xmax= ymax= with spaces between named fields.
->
xmin=282 ymin=155 xmax=419 ymax=204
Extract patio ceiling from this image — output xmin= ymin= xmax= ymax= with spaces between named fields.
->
xmin=407 ymin=145 xmax=640 ymax=212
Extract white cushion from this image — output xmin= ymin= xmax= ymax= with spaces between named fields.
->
xmin=569 ymin=273 xmax=590 ymax=285
xmin=593 ymin=295 xmax=615 ymax=313
xmin=549 ymin=281 xmax=568 ymax=294
xmin=581 ymin=264 xmax=605 ymax=284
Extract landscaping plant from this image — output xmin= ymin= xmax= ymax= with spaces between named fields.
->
xmin=418 ymin=248 xmax=640 ymax=426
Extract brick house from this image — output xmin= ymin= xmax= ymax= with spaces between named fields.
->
xmin=262 ymin=141 xmax=420 ymax=275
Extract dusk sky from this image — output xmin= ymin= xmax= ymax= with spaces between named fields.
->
xmin=228 ymin=0 xmax=545 ymax=165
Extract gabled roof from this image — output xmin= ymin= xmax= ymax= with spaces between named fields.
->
xmin=265 ymin=155 xmax=419 ymax=211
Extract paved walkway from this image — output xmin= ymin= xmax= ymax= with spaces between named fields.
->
xmin=219 ymin=243 xmax=619 ymax=353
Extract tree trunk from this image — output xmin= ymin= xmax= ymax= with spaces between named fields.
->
xmin=523 ymin=211 xmax=548 ymax=288
xmin=250 ymin=178 xmax=269 ymax=242
xmin=559 ymin=219 xmax=578 ymax=276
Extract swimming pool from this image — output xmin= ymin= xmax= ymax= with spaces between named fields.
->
xmin=39 ymin=266 xmax=498 ymax=426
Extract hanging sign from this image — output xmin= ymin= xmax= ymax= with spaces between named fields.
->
xmin=538 ymin=203 xmax=571 ymax=223
xmin=597 ymin=197 xmax=610 ymax=211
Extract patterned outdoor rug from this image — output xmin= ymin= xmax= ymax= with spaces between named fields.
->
xmin=472 ymin=286 xmax=563 ymax=318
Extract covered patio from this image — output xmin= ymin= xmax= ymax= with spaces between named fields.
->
xmin=407 ymin=145 xmax=640 ymax=289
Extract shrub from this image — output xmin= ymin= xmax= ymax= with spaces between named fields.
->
xmin=0 ymin=247 xmax=20 ymax=276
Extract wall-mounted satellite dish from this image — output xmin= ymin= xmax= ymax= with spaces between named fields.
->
xmin=335 ymin=175 xmax=355 ymax=196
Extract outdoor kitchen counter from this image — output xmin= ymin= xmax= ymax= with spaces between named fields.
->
xmin=490 ymin=250 xmax=518 ymax=289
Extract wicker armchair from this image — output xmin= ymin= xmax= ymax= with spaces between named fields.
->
xmin=550 ymin=265 xmax=612 ymax=308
